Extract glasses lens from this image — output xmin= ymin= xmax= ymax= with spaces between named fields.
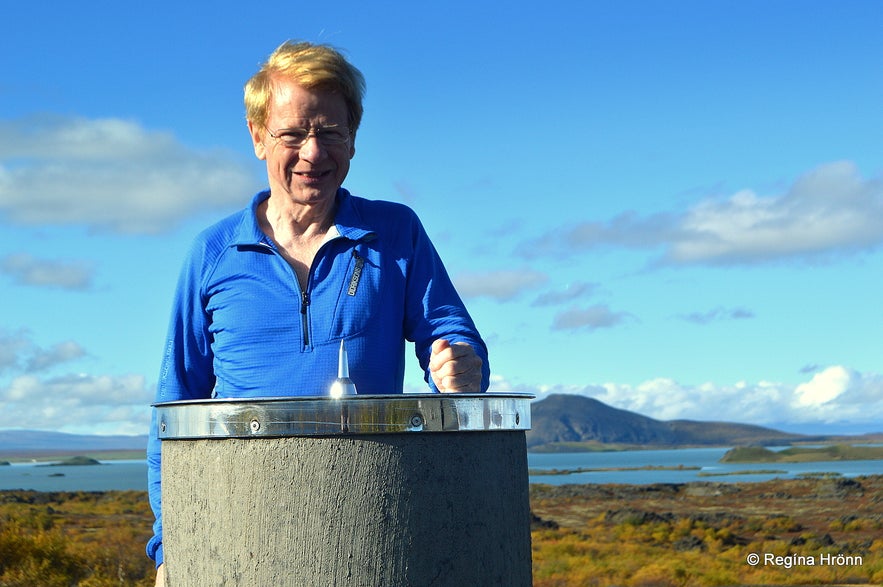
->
xmin=272 ymin=127 xmax=350 ymax=148
xmin=275 ymin=130 xmax=309 ymax=147
xmin=317 ymin=128 xmax=350 ymax=144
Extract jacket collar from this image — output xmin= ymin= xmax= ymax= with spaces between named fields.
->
xmin=232 ymin=188 xmax=375 ymax=246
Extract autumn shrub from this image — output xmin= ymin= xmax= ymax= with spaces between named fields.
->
xmin=0 ymin=491 xmax=155 ymax=587
xmin=531 ymin=506 xmax=882 ymax=587
xmin=0 ymin=521 xmax=86 ymax=586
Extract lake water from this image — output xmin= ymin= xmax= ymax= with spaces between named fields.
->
xmin=0 ymin=460 xmax=149 ymax=492
xmin=1 ymin=449 xmax=880 ymax=492
xmin=528 ymin=447 xmax=882 ymax=485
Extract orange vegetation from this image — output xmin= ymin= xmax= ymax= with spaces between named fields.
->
xmin=2 ymin=475 xmax=883 ymax=586
xmin=531 ymin=475 xmax=883 ymax=586
xmin=0 ymin=490 xmax=155 ymax=586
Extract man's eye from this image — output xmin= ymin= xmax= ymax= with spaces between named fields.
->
xmin=281 ymin=132 xmax=309 ymax=143
xmin=318 ymin=130 xmax=348 ymax=143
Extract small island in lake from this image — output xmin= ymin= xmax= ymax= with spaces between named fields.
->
xmin=530 ymin=464 xmax=701 ymax=476
xmin=721 ymin=444 xmax=883 ymax=463
xmin=37 ymin=456 xmax=103 ymax=467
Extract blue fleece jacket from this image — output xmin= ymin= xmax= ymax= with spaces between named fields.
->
xmin=146 ymin=188 xmax=489 ymax=565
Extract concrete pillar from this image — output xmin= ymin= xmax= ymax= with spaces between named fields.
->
xmin=156 ymin=394 xmax=532 ymax=586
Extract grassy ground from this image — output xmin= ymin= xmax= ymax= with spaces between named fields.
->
xmin=1 ymin=475 xmax=882 ymax=585
xmin=530 ymin=474 xmax=883 ymax=586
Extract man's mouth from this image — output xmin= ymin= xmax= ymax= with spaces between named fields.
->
xmin=294 ymin=169 xmax=332 ymax=180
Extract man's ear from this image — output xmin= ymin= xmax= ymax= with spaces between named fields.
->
xmin=247 ymin=119 xmax=268 ymax=161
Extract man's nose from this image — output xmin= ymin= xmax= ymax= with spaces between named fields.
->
xmin=298 ymin=135 xmax=325 ymax=160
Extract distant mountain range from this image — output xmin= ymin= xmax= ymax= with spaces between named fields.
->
xmin=527 ymin=394 xmax=844 ymax=451
xmin=0 ymin=394 xmax=876 ymax=456
xmin=0 ymin=429 xmax=148 ymax=457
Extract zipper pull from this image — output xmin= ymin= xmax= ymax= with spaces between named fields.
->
xmin=347 ymin=249 xmax=365 ymax=296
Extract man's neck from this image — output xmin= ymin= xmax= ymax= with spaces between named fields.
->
xmin=260 ymin=193 xmax=336 ymax=243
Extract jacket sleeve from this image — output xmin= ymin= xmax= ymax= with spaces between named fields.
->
xmin=401 ymin=210 xmax=490 ymax=392
xmin=146 ymin=236 xmax=217 ymax=566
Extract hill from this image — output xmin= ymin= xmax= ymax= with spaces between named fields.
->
xmin=2 ymin=395 xmax=866 ymax=456
xmin=0 ymin=429 xmax=148 ymax=458
xmin=527 ymin=394 xmax=812 ymax=450
xmin=528 ymin=394 xmax=678 ymax=448
xmin=664 ymin=419 xmax=812 ymax=446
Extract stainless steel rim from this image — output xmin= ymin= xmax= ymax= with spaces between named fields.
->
xmin=155 ymin=393 xmax=533 ymax=438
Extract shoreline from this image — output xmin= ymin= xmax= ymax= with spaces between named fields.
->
xmin=0 ymin=450 xmax=145 ymax=463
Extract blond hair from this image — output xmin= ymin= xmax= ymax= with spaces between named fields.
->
xmin=244 ymin=41 xmax=366 ymax=130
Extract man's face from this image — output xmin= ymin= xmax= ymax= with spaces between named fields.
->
xmin=248 ymin=76 xmax=355 ymax=207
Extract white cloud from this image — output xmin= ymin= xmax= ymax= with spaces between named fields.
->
xmin=551 ymin=304 xmax=633 ymax=331
xmin=532 ymin=281 xmax=600 ymax=307
xmin=25 ymin=341 xmax=88 ymax=373
xmin=0 ymin=115 xmax=257 ymax=234
xmin=0 ymin=330 xmax=31 ymax=373
xmin=453 ymin=269 xmax=548 ymax=301
xmin=0 ymin=253 xmax=95 ymax=290
xmin=0 ymin=372 xmax=153 ymax=435
xmin=0 ymin=330 xmax=88 ymax=374
xmin=670 ymin=161 xmax=883 ymax=264
xmin=0 ymin=330 xmax=150 ymax=435
xmin=520 ymin=161 xmax=883 ymax=266
xmin=1 ymin=364 xmax=878 ymax=436
xmin=521 ymin=210 xmax=677 ymax=256
xmin=677 ymin=306 xmax=755 ymax=324
xmin=794 ymin=365 xmax=851 ymax=408
xmin=492 ymin=365 xmax=883 ymax=430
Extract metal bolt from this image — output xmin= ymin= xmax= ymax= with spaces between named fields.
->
xmin=515 ymin=412 xmax=520 ymax=425
xmin=250 ymin=419 xmax=261 ymax=433
xmin=409 ymin=414 xmax=424 ymax=429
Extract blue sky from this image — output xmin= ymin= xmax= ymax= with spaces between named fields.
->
xmin=1 ymin=1 xmax=881 ymax=436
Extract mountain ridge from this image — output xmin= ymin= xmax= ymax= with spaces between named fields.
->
xmin=526 ymin=393 xmax=831 ymax=450
xmin=2 ymin=394 xmax=878 ymax=456
xmin=0 ymin=429 xmax=148 ymax=457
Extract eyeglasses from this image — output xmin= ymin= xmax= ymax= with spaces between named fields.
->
xmin=265 ymin=125 xmax=352 ymax=149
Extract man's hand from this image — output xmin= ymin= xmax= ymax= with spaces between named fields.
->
xmin=429 ymin=339 xmax=483 ymax=393
xmin=155 ymin=563 xmax=165 ymax=586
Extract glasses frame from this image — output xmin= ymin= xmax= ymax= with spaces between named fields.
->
xmin=265 ymin=125 xmax=353 ymax=149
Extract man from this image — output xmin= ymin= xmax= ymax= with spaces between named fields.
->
xmin=147 ymin=41 xmax=489 ymax=583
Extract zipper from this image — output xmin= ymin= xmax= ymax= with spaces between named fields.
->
xmin=259 ymin=240 xmax=312 ymax=349
xmin=262 ymin=232 xmax=366 ymax=350
xmin=300 ymin=290 xmax=310 ymax=347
